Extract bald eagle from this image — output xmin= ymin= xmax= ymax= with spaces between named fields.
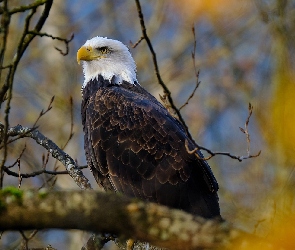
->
xmin=77 ymin=37 xmax=220 ymax=218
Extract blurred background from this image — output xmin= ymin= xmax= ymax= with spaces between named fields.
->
xmin=1 ymin=0 xmax=295 ymax=249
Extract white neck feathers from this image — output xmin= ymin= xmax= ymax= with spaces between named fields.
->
xmin=81 ymin=57 xmax=137 ymax=87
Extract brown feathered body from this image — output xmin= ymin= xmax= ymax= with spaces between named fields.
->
xmin=82 ymin=75 xmax=220 ymax=218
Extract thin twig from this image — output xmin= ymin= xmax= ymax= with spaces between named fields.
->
xmin=28 ymin=31 xmax=74 ymax=55
xmin=42 ymin=151 xmax=50 ymax=170
xmin=17 ymin=159 xmax=22 ymax=189
xmin=6 ymin=145 xmax=26 ymax=169
xmin=3 ymin=165 xmax=88 ymax=178
xmin=32 ymin=95 xmax=55 ymax=128
xmin=27 ymin=230 xmax=39 ymax=241
xmin=0 ymin=64 xmax=12 ymax=70
xmin=130 ymin=36 xmax=144 ymax=48
xmin=61 ymin=97 xmax=74 ymax=150
xmin=185 ymin=103 xmax=261 ymax=162
xmin=179 ymin=26 xmax=201 ymax=110
xmin=53 ymin=97 xmax=75 ymax=173
xmin=239 ymin=103 xmax=253 ymax=156
xmin=40 ymin=151 xmax=53 ymax=188
xmin=179 ymin=71 xmax=200 ymax=110
xmin=0 ymin=96 xmax=55 ymax=149
xmin=5 ymin=0 xmax=48 ymax=15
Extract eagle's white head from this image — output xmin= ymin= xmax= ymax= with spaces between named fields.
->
xmin=77 ymin=37 xmax=137 ymax=88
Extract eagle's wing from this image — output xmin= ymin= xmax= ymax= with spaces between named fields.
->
xmin=83 ymin=85 xmax=220 ymax=218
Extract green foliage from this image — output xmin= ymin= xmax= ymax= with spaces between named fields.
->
xmin=38 ymin=188 xmax=49 ymax=199
xmin=0 ymin=186 xmax=23 ymax=206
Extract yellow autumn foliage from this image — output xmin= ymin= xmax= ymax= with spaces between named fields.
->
xmin=229 ymin=204 xmax=295 ymax=250
xmin=171 ymin=0 xmax=250 ymax=20
xmin=271 ymin=64 xmax=295 ymax=163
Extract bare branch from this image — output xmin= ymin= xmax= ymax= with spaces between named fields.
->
xmin=19 ymin=230 xmax=29 ymax=250
xmin=61 ymin=96 xmax=74 ymax=150
xmin=5 ymin=145 xmax=26 ymax=170
xmin=159 ymin=92 xmax=177 ymax=118
xmin=5 ymin=0 xmax=48 ymax=15
xmin=0 ymin=64 xmax=12 ymax=70
xmin=17 ymin=159 xmax=22 ymax=188
xmin=134 ymin=0 xmax=194 ymax=142
xmin=32 ymin=95 xmax=55 ymax=128
xmin=3 ymin=164 xmax=88 ymax=179
xmin=179 ymin=26 xmax=201 ymax=110
xmin=0 ymin=0 xmax=10 ymax=82
xmin=5 ymin=125 xmax=92 ymax=190
xmin=239 ymin=103 xmax=252 ymax=155
xmin=0 ymin=0 xmax=53 ymax=104
xmin=0 ymin=127 xmax=37 ymax=149
xmin=28 ymin=31 xmax=74 ymax=56
xmin=0 ymin=0 xmax=11 ymax=187
xmin=42 ymin=151 xmax=50 ymax=170
xmin=134 ymin=2 xmax=260 ymax=165
xmin=185 ymin=103 xmax=261 ymax=162
xmin=0 ymin=0 xmax=53 ymax=187
xmin=179 ymin=71 xmax=200 ymax=110
xmin=0 ymin=96 xmax=55 ymax=150
xmin=130 ymin=36 xmax=144 ymax=48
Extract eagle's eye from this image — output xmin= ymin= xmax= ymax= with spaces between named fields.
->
xmin=98 ymin=46 xmax=111 ymax=54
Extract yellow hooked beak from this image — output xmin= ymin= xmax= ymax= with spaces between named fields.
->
xmin=77 ymin=46 xmax=104 ymax=64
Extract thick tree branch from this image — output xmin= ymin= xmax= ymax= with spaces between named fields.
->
xmin=0 ymin=189 xmax=248 ymax=250
xmin=0 ymin=0 xmax=10 ymax=187
xmin=0 ymin=0 xmax=10 ymax=81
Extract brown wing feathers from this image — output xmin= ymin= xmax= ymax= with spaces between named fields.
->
xmin=82 ymin=78 xmax=220 ymax=218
